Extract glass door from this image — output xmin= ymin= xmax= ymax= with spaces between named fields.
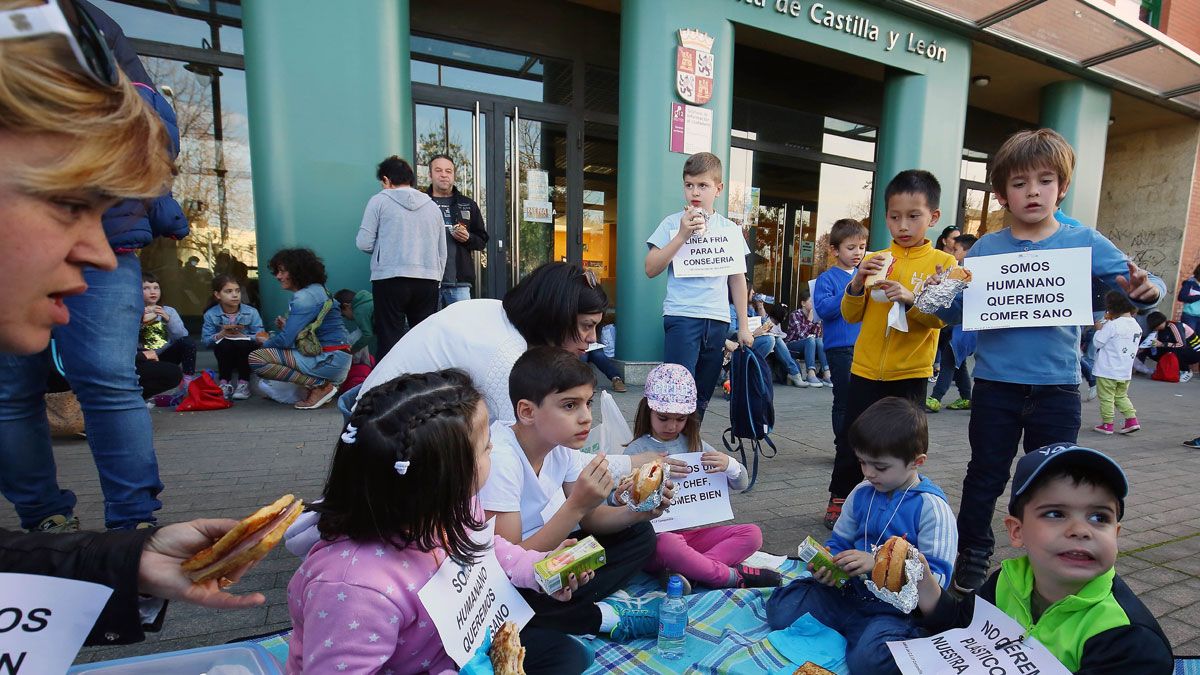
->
xmin=505 ymin=109 xmax=570 ymax=289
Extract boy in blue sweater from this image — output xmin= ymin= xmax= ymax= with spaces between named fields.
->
xmin=812 ymin=218 xmax=868 ymax=463
xmin=933 ymin=129 xmax=1165 ymax=593
xmin=767 ymin=397 xmax=956 ymax=675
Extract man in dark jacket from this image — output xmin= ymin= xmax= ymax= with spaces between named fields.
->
xmin=427 ymin=154 xmax=488 ymax=307
xmin=0 ymin=2 xmax=188 ymax=534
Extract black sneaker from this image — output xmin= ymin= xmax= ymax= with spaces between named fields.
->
xmin=735 ymin=564 xmax=782 ymax=588
xmin=953 ymin=550 xmax=991 ymax=595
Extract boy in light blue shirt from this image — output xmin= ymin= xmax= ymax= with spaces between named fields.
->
xmin=933 ymin=128 xmax=1165 ymax=594
xmin=646 ymin=152 xmax=753 ymax=419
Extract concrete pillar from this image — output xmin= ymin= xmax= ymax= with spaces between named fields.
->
xmin=1040 ymin=80 xmax=1112 ymax=228
xmin=243 ymin=0 xmax=411 ymax=317
xmin=614 ymin=0 xmax=734 ymax=364
xmin=874 ymin=67 xmax=971 ymax=249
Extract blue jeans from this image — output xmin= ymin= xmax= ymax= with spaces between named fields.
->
xmin=786 ymin=337 xmax=827 ymax=373
xmin=748 ymin=335 xmax=800 ymax=376
xmin=439 ymin=283 xmax=471 ymax=308
xmin=930 ymin=338 xmax=972 ymax=402
xmin=825 ymin=347 xmax=853 ymax=449
xmin=0 ymin=253 xmax=162 ymax=529
xmin=583 ymin=350 xmax=620 ymax=382
xmin=663 ymin=316 xmax=729 ymax=418
xmin=956 ymin=378 xmax=1080 ymax=558
xmin=766 ymin=578 xmax=923 ymax=675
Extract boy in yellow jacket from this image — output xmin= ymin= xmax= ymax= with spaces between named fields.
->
xmin=822 ymin=169 xmax=957 ymax=528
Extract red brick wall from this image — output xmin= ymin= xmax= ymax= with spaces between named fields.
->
xmin=1161 ymin=0 xmax=1200 ymax=53
xmin=1178 ymin=140 xmax=1200 ymax=319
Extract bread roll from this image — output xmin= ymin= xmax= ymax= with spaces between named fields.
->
xmin=632 ymin=461 xmax=664 ymax=504
xmin=860 ymin=251 xmax=895 ymax=289
xmin=871 ymin=536 xmax=911 ymax=593
xmin=490 ymin=621 xmax=525 ymax=675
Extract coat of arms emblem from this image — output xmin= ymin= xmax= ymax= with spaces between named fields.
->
xmin=676 ymin=28 xmax=715 ymax=105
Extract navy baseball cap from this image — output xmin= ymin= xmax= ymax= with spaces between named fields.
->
xmin=1008 ymin=443 xmax=1128 ymax=519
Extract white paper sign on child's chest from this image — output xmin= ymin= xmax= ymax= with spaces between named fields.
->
xmin=669 ymin=228 xmax=747 ymax=278
xmin=652 ymin=452 xmax=734 ymax=533
xmin=887 ymin=597 xmax=1070 ymax=675
xmin=418 ymin=519 xmax=534 ymax=667
xmin=962 ymin=247 xmax=1092 ymax=331
xmin=0 ymin=573 xmax=113 ymax=675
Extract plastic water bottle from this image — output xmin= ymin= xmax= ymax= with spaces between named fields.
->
xmin=657 ymin=575 xmax=688 ymax=659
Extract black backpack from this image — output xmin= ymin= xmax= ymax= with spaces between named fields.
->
xmin=722 ymin=346 xmax=777 ymax=491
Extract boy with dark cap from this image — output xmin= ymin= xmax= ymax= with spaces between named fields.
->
xmin=914 ymin=444 xmax=1172 ymax=673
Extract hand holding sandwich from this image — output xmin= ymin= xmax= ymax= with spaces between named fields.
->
xmin=849 ymin=252 xmax=889 ymax=295
xmin=138 ymin=519 xmax=267 ymax=609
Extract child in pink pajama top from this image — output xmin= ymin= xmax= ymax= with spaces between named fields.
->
xmin=626 ymin=364 xmax=782 ymax=591
xmin=286 ymin=370 xmax=594 ymax=674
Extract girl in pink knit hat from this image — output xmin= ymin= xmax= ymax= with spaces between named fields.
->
xmin=626 ymin=363 xmax=780 ymax=592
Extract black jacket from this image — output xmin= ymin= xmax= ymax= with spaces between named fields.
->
xmin=922 ymin=569 xmax=1173 ymax=674
xmin=0 ymin=528 xmax=163 ymax=645
xmin=425 ymin=186 xmax=487 ymax=284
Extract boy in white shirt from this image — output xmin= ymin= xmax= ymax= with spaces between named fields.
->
xmin=479 ymin=346 xmax=675 ymax=641
xmin=1092 ymin=291 xmax=1143 ymax=435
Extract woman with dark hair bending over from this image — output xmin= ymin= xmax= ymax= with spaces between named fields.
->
xmin=251 ymin=248 xmax=352 ymax=409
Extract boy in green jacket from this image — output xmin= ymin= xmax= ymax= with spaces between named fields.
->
xmin=915 ymin=444 xmax=1171 ymax=673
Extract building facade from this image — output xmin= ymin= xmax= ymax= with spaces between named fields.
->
xmin=102 ymin=0 xmax=1200 ymax=364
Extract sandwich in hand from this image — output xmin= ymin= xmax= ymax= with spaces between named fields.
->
xmin=181 ymin=494 xmax=304 ymax=585
xmin=871 ymin=535 xmax=911 ymax=593
xmin=947 ymin=266 xmax=973 ymax=283
xmin=860 ymin=251 xmax=895 ymax=289
xmin=631 ymin=461 xmax=665 ymax=504
xmin=490 ymin=621 xmax=526 ymax=675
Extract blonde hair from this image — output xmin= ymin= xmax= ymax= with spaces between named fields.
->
xmin=989 ymin=128 xmax=1075 ymax=200
xmin=0 ymin=0 xmax=172 ymax=198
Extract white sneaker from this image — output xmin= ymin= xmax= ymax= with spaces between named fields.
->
xmin=1182 ymin=371 xmax=1194 ymax=384
xmin=232 ymin=380 xmax=251 ymax=400
xmin=787 ymin=373 xmax=809 ymax=387
xmin=1086 ymin=385 xmax=1097 ymax=401
xmin=220 ymin=383 xmax=234 ymax=400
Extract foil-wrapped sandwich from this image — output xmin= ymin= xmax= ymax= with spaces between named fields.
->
xmin=914 ymin=266 xmax=972 ymax=314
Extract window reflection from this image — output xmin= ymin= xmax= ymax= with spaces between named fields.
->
xmin=410 ymin=35 xmax=571 ymax=104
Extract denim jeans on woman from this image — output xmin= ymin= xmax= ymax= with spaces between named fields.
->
xmin=786 ymin=337 xmax=827 ymax=373
xmin=0 ymin=253 xmax=163 ymax=530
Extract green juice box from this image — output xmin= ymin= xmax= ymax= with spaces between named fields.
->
xmin=534 ymin=536 xmax=607 ymax=594
xmin=796 ymin=536 xmax=849 ymax=588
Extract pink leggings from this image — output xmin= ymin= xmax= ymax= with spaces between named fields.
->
xmin=645 ymin=524 xmax=763 ymax=587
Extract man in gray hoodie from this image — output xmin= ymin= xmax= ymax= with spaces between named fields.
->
xmin=356 ymin=156 xmax=447 ymax=358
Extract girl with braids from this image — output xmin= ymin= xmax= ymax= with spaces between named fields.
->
xmin=286 ymin=369 xmax=595 ymax=674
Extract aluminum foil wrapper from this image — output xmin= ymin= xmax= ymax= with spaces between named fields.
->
xmin=914 ymin=274 xmax=969 ymax=314
xmin=864 ymin=543 xmax=924 ymax=614
xmin=620 ymin=479 xmax=666 ymax=513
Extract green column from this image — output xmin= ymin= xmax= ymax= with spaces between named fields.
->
xmin=614 ymin=0 xmax=733 ymax=363
xmin=874 ymin=66 xmax=971 ymax=249
xmin=1040 ymin=80 xmax=1111 ymax=228
xmin=243 ymin=0 xmax=411 ymax=317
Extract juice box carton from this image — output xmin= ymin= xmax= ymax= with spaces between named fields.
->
xmin=797 ymin=536 xmax=849 ymax=588
xmin=534 ymin=536 xmax=607 ymax=594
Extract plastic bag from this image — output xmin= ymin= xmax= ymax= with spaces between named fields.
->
xmin=250 ymin=375 xmax=306 ymax=404
xmin=176 ymin=372 xmax=232 ymax=412
xmin=580 ymin=390 xmax=633 ymax=456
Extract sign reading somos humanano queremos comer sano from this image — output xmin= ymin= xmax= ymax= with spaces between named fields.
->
xmin=962 ymin=248 xmax=1093 ymax=331
xmin=734 ymin=0 xmax=950 ymax=63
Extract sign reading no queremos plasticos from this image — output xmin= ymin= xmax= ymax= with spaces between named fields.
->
xmin=962 ymin=247 xmax=1092 ymax=331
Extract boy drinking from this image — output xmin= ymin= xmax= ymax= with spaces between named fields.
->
xmin=767 ymin=397 xmax=957 ymax=675
xmin=813 ymin=218 xmax=868 ymax=455
xmin=916 ymin=444 xmax=1172 ymax=673
xmin=646 ymin=152 xmax=753 ymax=419
xmin=479 ymin=346 xmax=671 ymax=641
xmin=823 ymin=170 xmax=956 ymax=528
xmin=934 ymin=129 xmax=1164 ymax=593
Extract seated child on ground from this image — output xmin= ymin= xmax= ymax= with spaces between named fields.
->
xmin=287 ymin=370 xmax=594 ymax=675
xmin=201 ymin=274 xmax=266 ymax=400
xmin=479 ymin=346 xmax=674 ymax=641
xmin=141 ymin=271 xmax=195 ymax=374
xmin=628 ymin=363 xmax=781 ymax=593
xmin=915 ymin=444 xmax=1172 ymax=674
xmin=767 ymin=397 xmax=957 ymax=675
xmin=334 ymin=288 xmax=376 ymax=361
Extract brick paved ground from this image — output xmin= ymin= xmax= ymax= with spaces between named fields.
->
xmin=12 ymin=365 xmax=1197 ymax=665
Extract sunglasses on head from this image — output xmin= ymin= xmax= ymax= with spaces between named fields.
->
xmin=0 ymin=0 xmax=119 ymax=87
xmin=581 ymin=269 xmax=599 ymax=288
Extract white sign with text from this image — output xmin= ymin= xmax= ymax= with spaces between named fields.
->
xmin=669 ymin=229 xmax=748 ymax=278
xmin=652 ymin=452 xmax=734 ymax=533
xmin=0 ymin=573 xmax=113 ymax=675
xmin=887 ymin=597 xmax=1070 ymax=675
xmin=963 ymin=247 xmax=1092 ymax=331
xmin=418 ymin=519 xmax=534 ymax=667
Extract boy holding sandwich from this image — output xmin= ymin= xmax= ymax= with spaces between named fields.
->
xmin=767 ymin=397 xmax=957 ymax=675
xmin=823 ymin=170 xmax=957 ymax=528
xmin=915 ymin=444 xmax=1172 ymax=674
xmin=479 ymin=346 xmax=674 ymax=641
